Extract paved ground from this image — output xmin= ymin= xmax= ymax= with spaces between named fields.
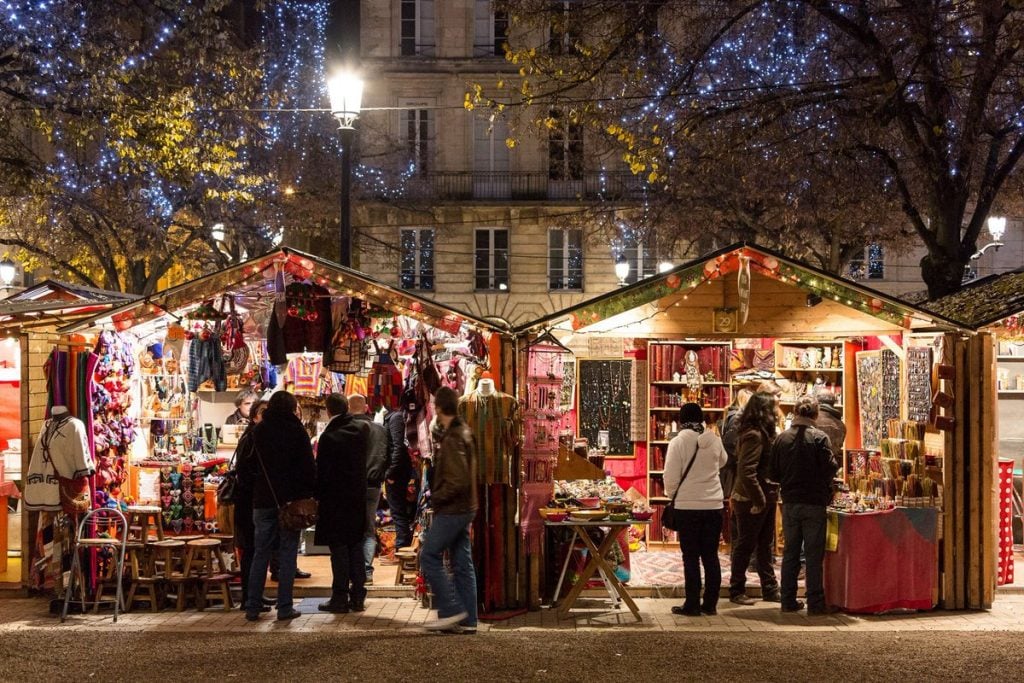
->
xmin=1 ymin=595 xmax=1023 ymax=681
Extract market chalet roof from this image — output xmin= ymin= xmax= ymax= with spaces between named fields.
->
xmin=0 ymin=280 xmax=139 ymax=330
xmin=515 ymin=242 xmax=969 ymax=335
xmin=921 ymin=267 xmax=1024 ymax=329
xmin=57 ymin=247 xmax=509 ymax=335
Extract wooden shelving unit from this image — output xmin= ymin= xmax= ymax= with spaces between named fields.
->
xmin=646 ymin=340 xmax=733 ymax=545
xmin=773 ymin=340 xmax=845 ymax=419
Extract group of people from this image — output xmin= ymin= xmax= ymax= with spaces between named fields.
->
xmin=227 ymin=386 xmax=479 ymax=632
xmin=663 ymin=384 xmax=842 ymax=617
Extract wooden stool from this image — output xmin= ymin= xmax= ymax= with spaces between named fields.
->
xmin=126 ymin=505 xmax=165 ymax=543
xmin=394 ymin=547 xmax=418 ymax=586
xmin=151 ymin=539 xmax=189 ymax=611
xmin=185 ymin=538 xmax=233 ymax=611
xmin=125 ymin=544 xmax=161 ymax=612
xmin=93 ymin=541 xmax=142 ymax=613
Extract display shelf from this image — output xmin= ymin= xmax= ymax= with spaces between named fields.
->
xmin=997 ymin=390 xmax=1024 ymax=395
xmin=774 ymin=340 xmax=845 ymax=427
xmin=775 ymin=367 xmax=843 ymax=372
xmin=996 ymin=356 xmax=1024 ymax=361
xmin=646 ymin=339 xmax=733 ymax=544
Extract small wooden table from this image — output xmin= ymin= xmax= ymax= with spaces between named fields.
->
xmin=547 ymin=518 xmax=649 ymax=622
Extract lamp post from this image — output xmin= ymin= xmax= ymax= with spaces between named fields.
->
xmin=970 ymin=215 xmax=1007 ymax=261
xmin=327 ymin=70 xmax=364 ymax=268
xmin=614 ymin=257 xmax=630 ymax=286
xmin=0 ymin=257 xmax=17 ymax=298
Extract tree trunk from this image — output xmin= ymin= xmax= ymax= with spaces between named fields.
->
xmin=920 ymin=249 xmax=969 ymax=300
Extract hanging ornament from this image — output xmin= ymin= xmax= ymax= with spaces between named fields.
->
xmin=737 ymin=255 xmax=752 ymax=326
xmin=273 ymin=261 xmax=288 ymax=327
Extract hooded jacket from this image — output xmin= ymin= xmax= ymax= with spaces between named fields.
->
xmin=663 ymin=428 xmax=728 ymax=510
xmin=731 ymin=426 xmax=778 ymax=509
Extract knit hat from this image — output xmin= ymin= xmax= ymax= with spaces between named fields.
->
xmin=679 ymin=402 xmax=704 ymax=424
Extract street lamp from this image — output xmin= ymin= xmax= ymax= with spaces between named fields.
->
xmin=327 ymin=69 xmax=364 ymax=268
xmin=614 ymin=257 xmax=630 ymax=286
xmin=658 ymin=261 xmax=674 ymax=273
xmin=971 ymin=215 xmax=1007 ymax=260
xmin=0 ymin=257 xmax=16 ymax=289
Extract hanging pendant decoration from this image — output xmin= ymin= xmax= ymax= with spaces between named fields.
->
xmin=273 ymin=261 xmax=288 ymax=327
xmin=737 ymin=254 xmax=752 ymax=326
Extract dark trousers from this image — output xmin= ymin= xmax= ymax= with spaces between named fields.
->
xmin=239 ymin=547 xmax=254 ymax=607
xmin=677 ymin=508 xmax=723 ymax=610
xmin=329 ymin=541 xmax=367 ymax=607
xmin=386 ymin=480 xmax=416 ymax=550
xmin=729 ymin=498 xmax=779 ymax=597
xmin=781 ymin=503 xmax=827 ymax=610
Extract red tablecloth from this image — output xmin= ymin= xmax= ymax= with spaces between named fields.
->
xmin=825 ymin=507 xmax=939 ymax=614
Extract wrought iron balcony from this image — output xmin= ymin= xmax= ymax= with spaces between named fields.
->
xmin=356 ymin=171 xmax=649 ymax=202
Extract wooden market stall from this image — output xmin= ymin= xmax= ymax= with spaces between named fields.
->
xmin=18 ymin=249 xmax=524 ymax=614
xmin=0 ymin=281 xmax=138 ymax=589
xmin=512 ymin=243 xmax=996 ymax=611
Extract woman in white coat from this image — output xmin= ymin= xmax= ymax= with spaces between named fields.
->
xmin=663 ymin=402 xmax=728 ymax=616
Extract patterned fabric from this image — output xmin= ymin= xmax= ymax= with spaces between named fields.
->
xmin=457 ymin=391 xmax=522 ymax=485
xmin=286 ymin=354 xmax=322 ymax=396
xmin=368 ymin=347 xmax=402 ymax=412
xmin=187 ymin=334 xmax=227 ymax=392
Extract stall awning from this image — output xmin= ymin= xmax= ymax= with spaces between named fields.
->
xmin=1 ymin=280 xmax=139 ymax=332
xmin=922 ymin=268 xmax=1024 ymax=330
xmin=57 ymin=248 xmax=509 ymax=335
xmin=515 ymin=242 xmax=967 ymax=336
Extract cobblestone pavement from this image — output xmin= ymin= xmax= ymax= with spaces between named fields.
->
xmin=1 ymin=596 xmax=1023 ymax=681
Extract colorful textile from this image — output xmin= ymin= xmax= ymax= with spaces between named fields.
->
xmin=24 ymin=414 xmax=94 ymax=511
xmin=457 ymin=391 xmax=522 ymax=485
xmin=286 ymin=354 xmax=322 ymax=396
xmin=187 ymin=334 xmax=227 ymax=392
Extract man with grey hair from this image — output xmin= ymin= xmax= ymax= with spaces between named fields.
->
xmin=347 ymin=394 xmax=388 ymax=585
xmin=767 ymin=395 xmax=839 ymax=616
xmin=815 ymin=391 xmax=846 ymax=455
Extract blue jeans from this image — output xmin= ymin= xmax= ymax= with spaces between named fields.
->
xmin=363 ymin=486 xmax=381 ymax=578
xmin=246 ymin=507 xmax=301 ymax=614
xmin=781 ymin=503 xmax=827 ymax=610
xmin=420 ymin=511 xmax=477 ymax=627
xmin=386 ymin=480 xmax=417 ymax=550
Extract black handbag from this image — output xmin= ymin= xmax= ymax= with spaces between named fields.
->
xmin=217 ymin=468 xmax=238 ymax=505
xmin=662 ymin=442 xmax=699 ymax=533
xmin=253 ymin=443 xmax=318 ymax=532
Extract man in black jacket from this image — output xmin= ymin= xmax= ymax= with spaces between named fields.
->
xmin=244 ymin=391 xmax=316 ymax=622
xmin=348 ymin=394 xmax=387 ymax=585
xmin=315 ymin=394 xmax=369 ymax=613
xmin=384 ymin=408 xmax=417 ymax=550
xmin=767 ymin=395 xmax=839 ymax=616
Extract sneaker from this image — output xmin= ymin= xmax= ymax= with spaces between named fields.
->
xmin=277 ymin=608 xmax=302 ymax=621
xmin=729 ymin=594 xmax=758 ymax=606
xmin=671 ymin=605 xmax=702 ymax=617
xmin=781 ymin=600 xmax=805 ymax=613
xmin=244 ymin=611 xmax=261 ymax=622
xmin=424 ymin=611 xmax=469 ymax=631
xmin=317 ymin=601 xmax=349 ymax=614
xmin=808 ymin=605 xmax=839 ymax=616
xmin=761 ymin=589 xmax=782 ymax=603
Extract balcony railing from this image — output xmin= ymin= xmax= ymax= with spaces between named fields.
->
xmin=357 ymin=172 xmax=649 ymax=202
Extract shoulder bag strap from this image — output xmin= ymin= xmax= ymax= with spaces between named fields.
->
xmin=252 ymin=441 xmax=282 ymax=509
xmin=668 ymin=440 xmax=701 ymax=506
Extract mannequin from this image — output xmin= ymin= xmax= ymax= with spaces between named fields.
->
xmin=24 ymin=405 xmax=95 ymax=512
xmin=477 ymin=378 xmax=495 ymax=396
xmin=457 ymin=374 xmax=522 ymax=485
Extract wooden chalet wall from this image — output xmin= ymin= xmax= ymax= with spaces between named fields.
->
xmin=942 ymin=332 xmax=998 ymax=609
xmin=586 ymin=270 xmax=907 ymax=338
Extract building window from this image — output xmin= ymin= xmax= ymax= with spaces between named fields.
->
xmin=400 ymin=101 xmax=432 ymax=173
xmin=548 ymin=1 xmax=578 ymax=55
xmin=474 ymin=0 xmax=508 ymax=57
xmin=548 ymin=228 xmax=584 ymax=291
xmin=621 ymin=233 xmax=658 ymax=284
xmin=400 ymin=228 xmax=434 ymax=290
xmin=548 ymin=109 xmax=583 ymax=181
xmin=847 ymin=244 xmax=885 ymax=280
xmin=401 ymin=0 xmax=435 ymax=57
xmin=475 ymin=228 xmax=509 ymax=291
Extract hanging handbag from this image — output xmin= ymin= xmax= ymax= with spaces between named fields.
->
xmin=59 ymin=476 xmax=91 ymax=515
xmin=661 ymin=441 xmax=700 ymax=533
xmin=217 ymin=444 xmax=241 ymax=505
xmin=219 ymin=296 xmax=250 ymax=375
xmin=253 ymin=443 xmax=318 ymax=532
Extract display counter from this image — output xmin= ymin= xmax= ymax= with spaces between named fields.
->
xmin=825 ymin=507 xmax=939 ymax=614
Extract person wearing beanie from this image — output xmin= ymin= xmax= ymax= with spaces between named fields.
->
xmin=664 ymin=402 xmax=728 ymax=617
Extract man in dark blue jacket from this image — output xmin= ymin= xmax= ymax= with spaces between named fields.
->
xmin=767 ymin=395 xmax=839 ymax=616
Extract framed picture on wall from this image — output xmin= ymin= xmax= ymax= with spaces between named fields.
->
xmin=576 ymin=358 xmax=634 ymax=458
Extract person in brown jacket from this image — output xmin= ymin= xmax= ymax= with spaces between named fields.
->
xmin=421 ymin=386 xmax=479 ymax=633
xmin=815 ymin=391 xmax=846 ymax=455
xmin=728 ymin=392 xmax=781 ymax=605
